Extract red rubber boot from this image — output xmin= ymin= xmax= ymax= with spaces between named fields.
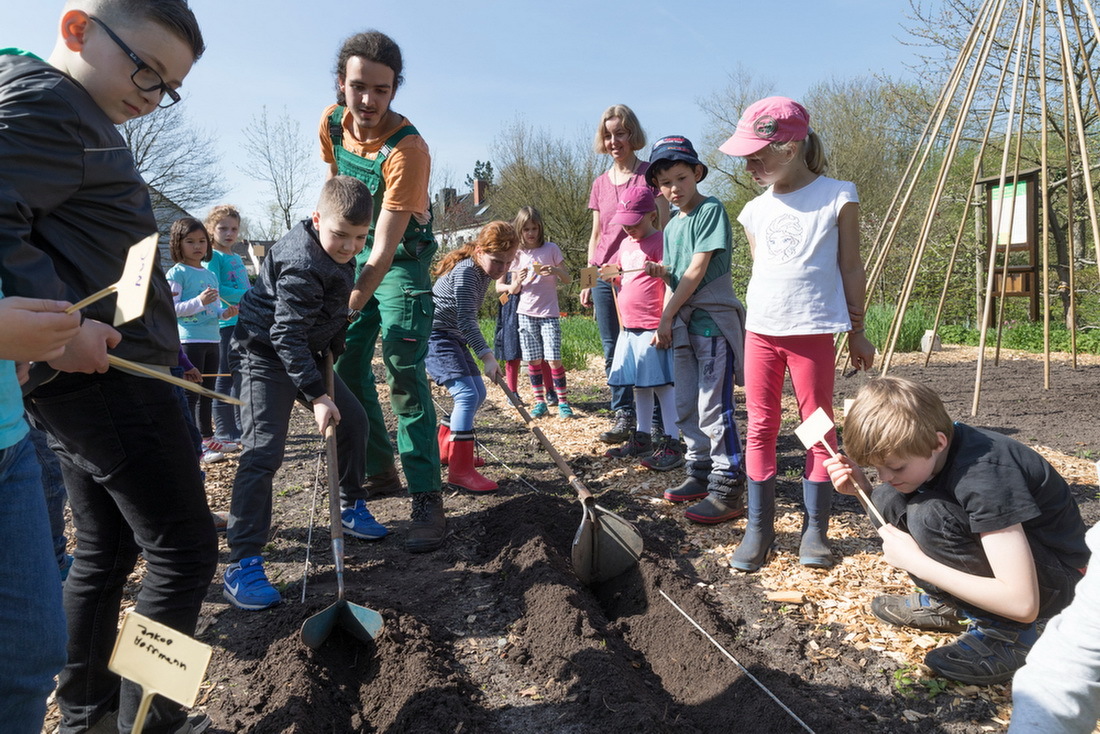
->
xmin=438 ymin=422 xmax=452 ymax=465
xmin=447 ymin=435 xmax=497 ymax=493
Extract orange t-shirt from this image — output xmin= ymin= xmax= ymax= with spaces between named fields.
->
xmin=318 ymin=104 xmax=431 ymax=218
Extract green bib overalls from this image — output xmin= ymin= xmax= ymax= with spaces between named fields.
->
xmin=328 ymin=107 xmax=440 ymax=493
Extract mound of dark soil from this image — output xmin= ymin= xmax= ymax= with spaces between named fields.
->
xmin=189 ymin=351 xmax=1097 ymax=733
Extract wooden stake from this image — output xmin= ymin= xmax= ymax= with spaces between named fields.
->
xmin=65 ymin=285 xmax=117 ymax=314
xmin=108 ymin=356 xmax=243 ymax=405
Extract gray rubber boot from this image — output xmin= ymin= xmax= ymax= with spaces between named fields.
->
xmin=799 ymin=479 xmax=835 ymax=567
xmin=729 ymin=477 xmax=777 ymax=572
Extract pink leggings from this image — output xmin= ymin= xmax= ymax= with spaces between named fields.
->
xmin=744 ymin=331 xmax=837 ymax=482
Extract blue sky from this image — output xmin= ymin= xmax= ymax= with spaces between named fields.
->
xmin=8 ymin=1 xmax=932 ymax=224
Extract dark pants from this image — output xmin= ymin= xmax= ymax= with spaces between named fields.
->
xmin=182 ymin=342 xmax=219 ymax=439
xmin=592 ymin=278 xmax=632 ymax=414
xmin=229 ymin=346 xmax=368 ymax=562
xmin=26 ymin=370 xmax=218 ymax=734
xmin=213 ymin=324 xmax=242 ymax=442
xmin=873 ymin=484 xmax=1083 ymax=625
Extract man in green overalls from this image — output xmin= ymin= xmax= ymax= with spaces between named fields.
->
xmin=320 ymin=30 xmax=445 ymax=552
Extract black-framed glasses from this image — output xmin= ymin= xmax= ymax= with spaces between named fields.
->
xmin=88 ymin=15 xmax=181 ymax=108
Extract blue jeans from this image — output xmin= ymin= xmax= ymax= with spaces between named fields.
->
xmin=26 ymin=370 xmax=217 ymax=734
xmin=443 ymin=375 xmax=487 ymax=432
xmin=213 ymin=324 xmax=242 ymax=442
xmin=592 ymin=278 xmax=632 ymax=414
xmin=0 ymin=434 xmax=67 ymax=734
xmin=873 ymin=483 xmax=1083 ymax=624
xmin=28 ymin=423 xmax=69 ymax=566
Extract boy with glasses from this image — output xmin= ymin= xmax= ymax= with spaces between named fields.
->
xmin=0 ymin=2 xmax=215 ymax=732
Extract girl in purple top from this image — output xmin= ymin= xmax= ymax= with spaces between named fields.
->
xmin=582 ymin=104 xmax=669 ymax=442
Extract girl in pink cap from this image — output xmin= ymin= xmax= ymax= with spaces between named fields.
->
xmin=721 ymin=96 xmax=876 ymax=573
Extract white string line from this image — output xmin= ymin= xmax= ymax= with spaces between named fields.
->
xmin=300 ymin=446 xmax=324 ymax=604
xmin=659 ymin=590 xmax=816 ymax=734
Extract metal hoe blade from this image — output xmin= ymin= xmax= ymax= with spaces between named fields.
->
xmin=492 ymin=374 xmax=643 ymax=584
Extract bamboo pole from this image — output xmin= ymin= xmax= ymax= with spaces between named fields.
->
xmin=1040 ymin=1 xmax=1052 ymax=389
xmin=1061 ymin=67 xmax=1078 ymax=366
xmin=993 ymin=0 xmax=1039 ymax=366
xmin=863 ymin=0 xmax=1000 ymax=306
xmin=884 ymin=0 xmax=1014 ymax=376
xmin=923 ymin=29 xmax=1030 ymax=370
xmin=971 ymin=0 xmax=1032 ymax=415
xmin=1060 ymin=0 xmax=1100 ymax=283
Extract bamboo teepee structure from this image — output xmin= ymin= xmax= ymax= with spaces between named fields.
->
xmin=856 ymin=0 xmax=1100 ymax=415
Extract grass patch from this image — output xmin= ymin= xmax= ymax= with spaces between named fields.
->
xmin=479 ymin=315 xmax=602 ymax=371
xmin=865 ymin=302 xmax=933 ymax=353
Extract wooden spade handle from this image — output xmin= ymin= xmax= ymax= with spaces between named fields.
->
xmin=490 ymin=373 xmax=593 ymax=502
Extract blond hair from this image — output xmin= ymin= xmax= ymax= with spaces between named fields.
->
xmin=204 ymin=204 xmax=241 ymax=236
xmin=768 ymin=130 xmax=828 ymax=175
xmin=433 ymin=221 xmax=517 ymax=277
xmin=843 ymin=377 xmax=953 ymax=466
xmin=512 ymin=206 xmax=545 ymax=250
xmin=593 ymin=104 xmax=647 ymax=155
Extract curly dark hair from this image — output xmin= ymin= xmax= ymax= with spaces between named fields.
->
xmin=335 ymin=30 xmax=404 ymax=105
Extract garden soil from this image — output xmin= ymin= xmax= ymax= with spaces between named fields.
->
xmin=51 ymin=346 xmax=1100 ymax=733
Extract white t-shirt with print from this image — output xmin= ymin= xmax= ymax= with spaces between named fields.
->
xmin=738 ymin=175 xmax=858 ymax=336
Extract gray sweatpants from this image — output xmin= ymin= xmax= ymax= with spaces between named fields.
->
xmin=674 ymin=332 xmax=744 ymax=487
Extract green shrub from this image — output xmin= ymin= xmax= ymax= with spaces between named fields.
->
xmin=865 ymin=302 xmax=933 ymax=353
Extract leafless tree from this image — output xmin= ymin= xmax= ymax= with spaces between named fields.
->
xmin=120 ymin=105 xmax=226 ymax=212
xmin=242 ymin=106 xmax=315 ymax=233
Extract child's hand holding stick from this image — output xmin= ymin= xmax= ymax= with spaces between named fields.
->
xmin=795 ymin=408 xmax=887 ymax=527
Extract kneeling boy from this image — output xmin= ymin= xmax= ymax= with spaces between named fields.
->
xmin=225 ymin=176 xmax=387 ymax=611
xmin=826 ymin=376 xmax=1088 ymax=685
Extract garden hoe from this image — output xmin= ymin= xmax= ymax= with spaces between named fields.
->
xmin=301 ymin=361 xmax=383 ymax=649
xmin=491 ymin=373 xmax=643 ymax=584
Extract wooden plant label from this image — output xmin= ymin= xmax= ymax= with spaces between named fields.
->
xmin=109 ymin=610 xmax=212 ymax=708
xmin=113 ymin=232 xmax=159 ymax=326
xmin=794 ymin=407 xmax=836 ymax=456
xmin=64 ymin=231 xmax=159 ymax=325
xmin=579 ymin=267 xmax=598 ymax=289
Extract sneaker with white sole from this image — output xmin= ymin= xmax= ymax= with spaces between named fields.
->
xmin=223 ymin=556 xmax=281 ymax=610
xmin=200 ymin=449 xmax=225 ymax=465
xmin=341 ymin=499 xmax=388 ymax=540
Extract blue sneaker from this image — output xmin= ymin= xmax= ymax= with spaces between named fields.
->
xmin=223 ymin=556 xmax=281 ymax=610
xmin=341 ymin=499 xmax=388 ymax=540
xmin=531 ymin=401 xmax=549 ymax=418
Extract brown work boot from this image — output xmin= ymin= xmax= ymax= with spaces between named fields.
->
xmin=406 ymin=492 xmax=447 ymax=553
xmin=365 ymin=465 xmax=404 ymax=498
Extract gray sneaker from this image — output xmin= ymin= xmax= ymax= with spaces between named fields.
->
xmin=871 ymin=592 xmax=966 ymax=632
xmin=640 ymin=434 xmax=684 ymax=471
xmin=605 ymin=431 xmax=651 ymax=458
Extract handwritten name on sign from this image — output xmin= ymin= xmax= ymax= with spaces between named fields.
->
xmin=114 ymin=232 xmax=160 ymax=326
xmin=109 ymin=610 xmax=212 ymax=707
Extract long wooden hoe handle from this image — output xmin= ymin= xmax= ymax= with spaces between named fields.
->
xmin=490 ymin=373 xmax=593 ymax=502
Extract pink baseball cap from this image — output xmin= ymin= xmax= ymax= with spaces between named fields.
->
xmin=718 ymin=96 xmax=811 ymax=157
xmin=609 ymin=186 xmax=657 ymax=226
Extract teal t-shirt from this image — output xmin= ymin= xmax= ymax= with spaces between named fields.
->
xmin=0 ymin=286 xmax=29 ymax=451
xmin=166 ymin=262 xmax=222 ymax=342
xmin=205 ymin=250 xmax=250 ymax=328
xmin=663 ymin=196 xmax=733 ymax=336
